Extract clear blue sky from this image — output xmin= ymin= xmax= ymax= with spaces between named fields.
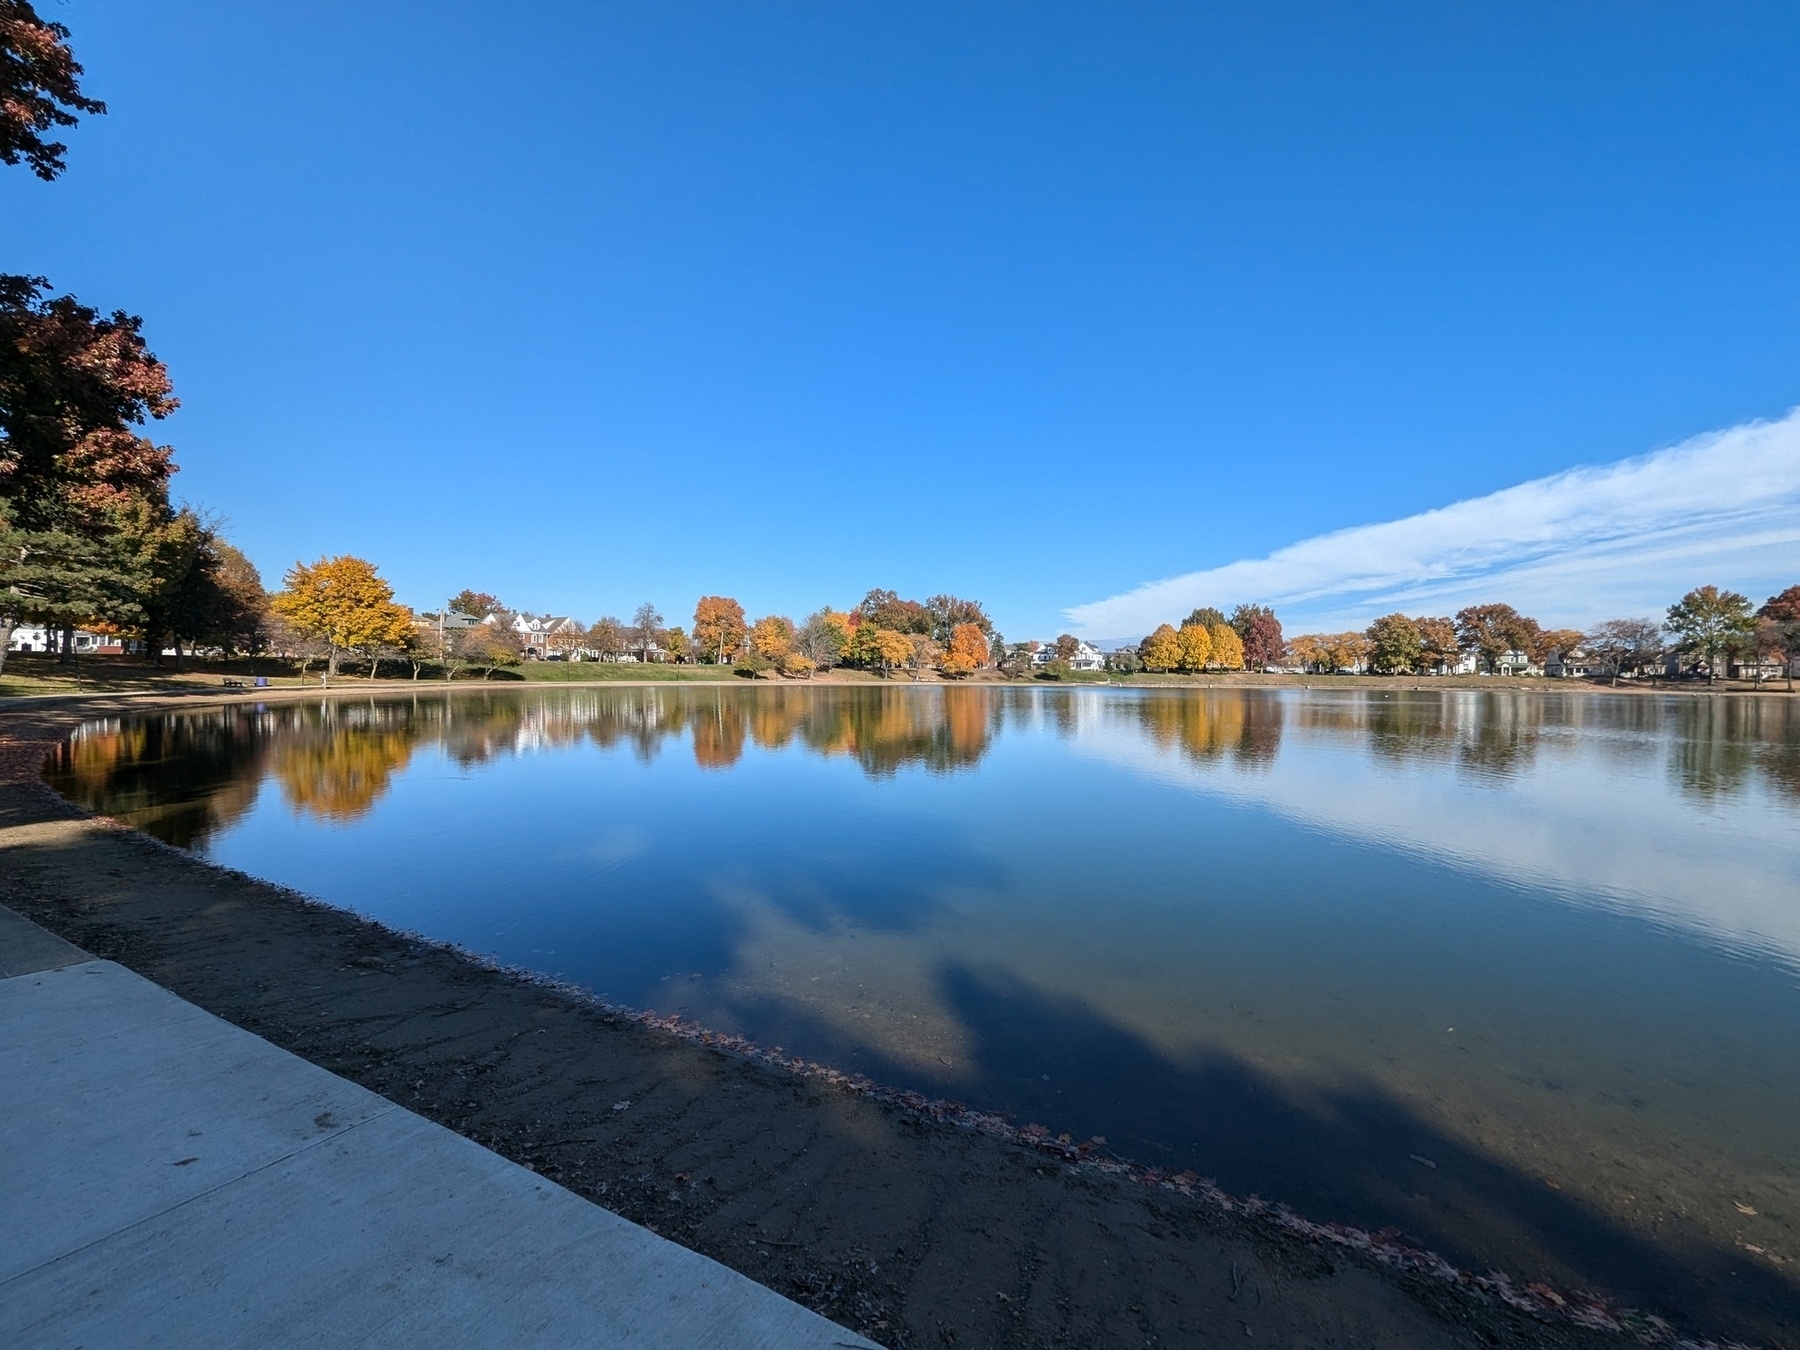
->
xmin=5 ymin=2 xmax=1798 ymax=640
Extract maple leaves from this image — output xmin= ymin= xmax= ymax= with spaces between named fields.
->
xmin=0 ymin=2 xmax=105 ymax=181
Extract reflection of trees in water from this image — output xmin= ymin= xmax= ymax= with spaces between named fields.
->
xmin=678 ymin=685 xmax=998 ymax=777
xmin=1668 ymin=697 xmax=1800 ymax=804
xmin=55 ymin=690 xmax=1800 ymax=848
xmin=49 ymin=711 xmax=265 ymax=848
xmin=268 ymin=710 xmax=418 ymax=823
xmin=1133 ymin=690 xmax=1283 ymax=769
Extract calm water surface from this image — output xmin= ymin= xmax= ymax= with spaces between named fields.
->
xmin=49 ymin=685 xmax=1800 ymax=1325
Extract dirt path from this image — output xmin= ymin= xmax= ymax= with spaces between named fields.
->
xmin=0 ymin=694 xmax=1732 ymax=1349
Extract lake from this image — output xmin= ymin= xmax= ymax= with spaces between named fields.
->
xmin=47 ymin=683 xmax=1800 ymax=1323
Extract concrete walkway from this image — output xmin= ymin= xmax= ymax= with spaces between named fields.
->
xmin=0 ymin=907 xmax=879 ymax=1348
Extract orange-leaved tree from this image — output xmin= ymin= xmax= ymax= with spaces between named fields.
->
xmin=939 ymin=622 xmax=989 ymax=677
xmin=271 ymin=555 xmax=412 ymax=683
xmin=694 ymin=595 xmax=747 ymax=664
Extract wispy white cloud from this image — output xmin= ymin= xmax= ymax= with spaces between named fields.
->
xmin=1066 ymin=409 xmax=1800 ymax=639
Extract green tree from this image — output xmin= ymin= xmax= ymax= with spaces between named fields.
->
xmin=1365 ymin=614 xmax=1423 ymax=674
xmin=1183 ymin=606 xmax=1227 ymax=631
xmin=1666 ymin=585 xmax=1756 ymax=683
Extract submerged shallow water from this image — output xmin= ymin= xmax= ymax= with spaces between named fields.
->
xmin=48 ymin=684 xmax=1800 ymax=1321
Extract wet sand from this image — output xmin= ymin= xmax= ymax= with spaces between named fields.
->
xmin=0 ymin=691 xmax=1769 ymax=1349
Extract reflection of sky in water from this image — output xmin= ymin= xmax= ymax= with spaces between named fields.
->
xmin=47 ymin=688 xmax=1800 ymax=1329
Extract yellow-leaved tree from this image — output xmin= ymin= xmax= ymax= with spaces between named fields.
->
xmin=749 ymin=614 xmax=796 ymax=663
xmin=1208 ymin=622 xmax=1245 ymax=670
xmin=1177 ymin=622 xmax=1213 ymax=672
xmin=939 ymin=622 xmax=989 ymax=677
xmin=272 ymin=555 xmax=413 ymax=683
xmin=1141 ymin=623 xmax=1182 ymax=672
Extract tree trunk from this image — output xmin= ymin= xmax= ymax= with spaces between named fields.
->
xmin=0 ymin=622 xmax=12 ymax=675
xmin=59 ymin=625 xmax=74 ymax=665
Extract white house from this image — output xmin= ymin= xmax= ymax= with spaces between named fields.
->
xmin=5 ymin=626 xmax=119 ymax=655
xmin=1032 ymin=640 xmax=1105 ymax=672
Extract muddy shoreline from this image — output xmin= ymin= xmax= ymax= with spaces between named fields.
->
xmin=0 ymin=692 xmax=1779 ymax=1348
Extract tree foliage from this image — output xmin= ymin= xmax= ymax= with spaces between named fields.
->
xmin=1365 ymin=613 xmax=1422 ymax=674
xmin=940 ymin=622 xmax=989 ymax=677
xmin=692 ymin=595 xmax=747 ymax=664
xmin=1140 ymin=624 xmax=1181 ymax=672
xmin=1412 ymin=616 xmax=1458 ymax=672
xmin=1176 ymin=622 xmax=1212 ymax=672
xmin=271 ymin=555 xmax=412 ymax=681
xmin=1454 ymin=604 xmax=1538 ymax=673
xmin=1208 ymin=622 xmax=1244 ymax=670
xmin=459 ymin=621 xmax=522 ymax=680
xmin=1183 ymin=606 xmax=1227 ymax=631
xmin=449 ymin=589 xmax=502 ymax=619
xmin=749 ymin=614 xmax=795 ymax=663
xmin=1230 ymin=604 xmax=1284 ymax=670
xmin=0 ymin=1 xmax=106 ymax=181
xmin=1665 ymin=585 xmax=1756 ymax=681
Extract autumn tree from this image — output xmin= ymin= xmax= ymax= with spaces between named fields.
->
xmin=545 ymin=621 xmax=587 ymax=660
xmin=586 ymin=615 xmax=626 ymax=661
xmin=1 ymin=2 xmax=106 ymax=181
xmin=1365 ymin=614 xmax=1423 ymax=674
xmin=1230 ymin=604 xmax=1284 ymax=671
xmin=1141 ymin=624 xmax=1182 ymax=672
xmin=661 ymin=625 xmax=691 ymax=663
xmin=1759 ymin=585 xmax=1800 ymax=690
xmin=1054 ymin=633 xmax=1080 ymax=661
xmin=1412 ymin=616 xmax=1458 ymax=674
xmin=749 ymin=614 xmax=796 ymax=663
xmin=939 ymin=622 xmax=989 ymax=677
xmin=693 ymin=595 xmax=747 ymax=664
xmin=1584 ymin=618 xmax=1662 ymax=685
xmin=1454 ymin=604 xmax=1537 ymax=674
xmin=858 ymin=588 xmax=931 ymax=634
xmin=459 ymin=621 xmax=523 ymax=680
xmin=271 ymin=555 xmax=412 ymax=683
xmin=1530 ymin=627 xmax=1588 ymax=668
xmin=1665 ymin=585 xmax=1756 ymax=683
xmin=1325 ymin=631 xmax=1371 ymax=672
xmin=1286 ymin=634 xmax=1327 ymax=672
xmin=1208 ymin=622 xmax=1244 ymax=670
xmin=1176 ymin=622 xmax=1212 ymax=673
xmin=630 ymin=602 xmax=664 ymax=662
xmin=449 ymin=589 xmax=502 ymax=619
xmin=856 ymin=625 xmax=912 ymax=677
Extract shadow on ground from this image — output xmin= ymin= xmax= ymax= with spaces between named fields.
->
xmin=728 ymin=961 xmax=1798 ymax=1346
